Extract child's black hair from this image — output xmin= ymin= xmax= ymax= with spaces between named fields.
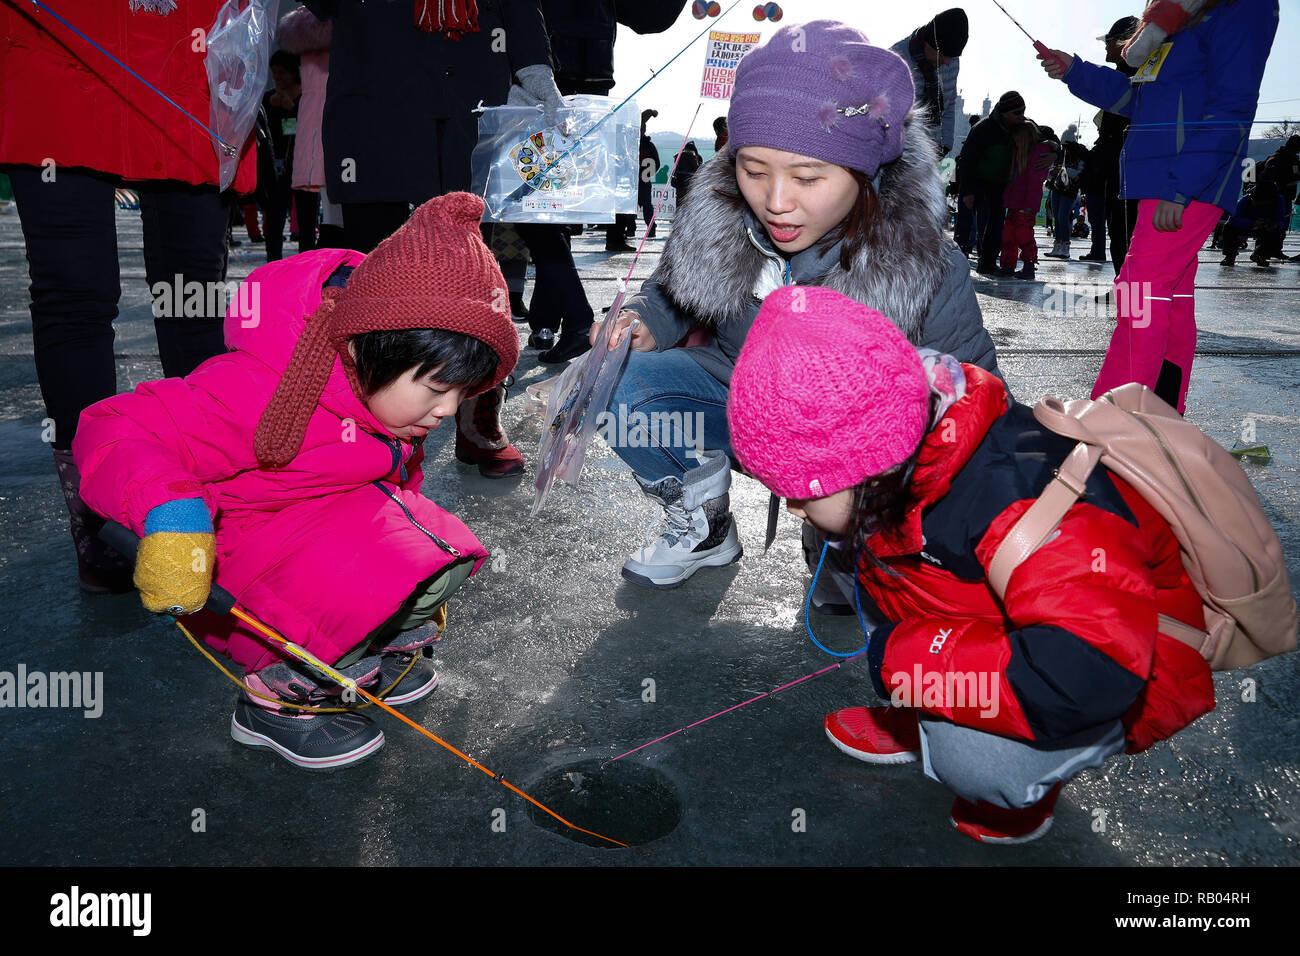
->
xmin=835 ymin=392 xmax=940 ymax=578
xmin=270 ymin=50 xmax=301 ymax=80
xmin=350 ymin=328 xmax=498 ymax=396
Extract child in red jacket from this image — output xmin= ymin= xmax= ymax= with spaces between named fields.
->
xmin=999 ymin=122 xmax=1054 ymax=278
xmin=728 ymin=285 xmax=1214 ymax=844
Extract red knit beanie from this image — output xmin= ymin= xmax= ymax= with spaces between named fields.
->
xmin=254 ymin=192 xmax=519 ymax=468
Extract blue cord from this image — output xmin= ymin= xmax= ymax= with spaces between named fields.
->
xmin=803 ymin=539 xmax=871 ymax=659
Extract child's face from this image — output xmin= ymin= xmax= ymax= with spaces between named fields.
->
xmin=364 ymin=367 xmax=468 ymax=441
xmin=785 ymin=488 xmax=855 ymax=538
xmin=735 ymin=147 xmax=859 ymax=254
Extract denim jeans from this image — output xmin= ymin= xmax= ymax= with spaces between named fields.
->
xmin=1052 ymin=191 xmax=1076 ymax=247
xmin=605 ymin=348 xmax=733 ymax=482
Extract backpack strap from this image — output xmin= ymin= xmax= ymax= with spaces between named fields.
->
xmin=987 ymin=441 xmax=1102 ymax=599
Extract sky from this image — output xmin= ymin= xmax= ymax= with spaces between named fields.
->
xmin=608 ymin=0 xmax=1300 ymax=147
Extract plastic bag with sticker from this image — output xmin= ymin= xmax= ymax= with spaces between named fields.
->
xmin=204 ymin=0 xmax=276 ymax=191
xmin=531 ymin=289 xmax=635 ymax=517
xmin=472 ymin=95 xmax=639 ymax=224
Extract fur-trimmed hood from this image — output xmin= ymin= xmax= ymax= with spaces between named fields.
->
xmin=655 ymin=108 xmax=949 ymax=343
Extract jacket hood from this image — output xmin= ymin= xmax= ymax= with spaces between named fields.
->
xmin=656 ymin=107 xmax=949 ymax=342
xmin=224 ymin=249 xmax=389 ymax=437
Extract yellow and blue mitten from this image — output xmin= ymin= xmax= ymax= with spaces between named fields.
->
xmin=136 ymin=499 xmax=215 ymax=615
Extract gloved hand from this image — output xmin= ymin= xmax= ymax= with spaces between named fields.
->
xmin=135 ymin=498 xmax=215 ymax=615
xmin=508 ymin=64 xmax=565 ymax=126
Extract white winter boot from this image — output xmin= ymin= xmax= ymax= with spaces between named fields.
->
xmin=622 ymin=450 xmax=743 ymax=589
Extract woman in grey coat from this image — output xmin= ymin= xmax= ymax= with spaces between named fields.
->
xmin=592 ymin=21 xmax=1000 ymax=591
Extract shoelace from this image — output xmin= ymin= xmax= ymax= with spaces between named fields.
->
xmin=644 ymin=499 xmax=695 ymax=551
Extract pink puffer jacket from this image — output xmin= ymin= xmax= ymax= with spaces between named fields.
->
xmin=1002 ymin=142 xmax=1054 ymax=212
xmin=72 ymin=248 xmax=489 ymax=672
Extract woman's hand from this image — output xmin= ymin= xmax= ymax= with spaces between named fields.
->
xmin=591 ymin=311 xmax=657 ymax=352
xmin=1036 ymin=47 xmax=1073 ymax=81
xmin=1152 ymin=200 xmax=1185 ymax=232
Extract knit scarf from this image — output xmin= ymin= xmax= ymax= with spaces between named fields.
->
xmin=415 ymin=0 xmax=480 ymax=39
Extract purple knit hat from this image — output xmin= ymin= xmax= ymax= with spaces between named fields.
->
xmin=728 ymin=286 xmax=930 ymax=500
xmin=728 ymin=20 xmax=914 ymax=177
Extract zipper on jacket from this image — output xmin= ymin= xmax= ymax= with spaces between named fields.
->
xmin=371 ymin=480 xmax=461 ymax=557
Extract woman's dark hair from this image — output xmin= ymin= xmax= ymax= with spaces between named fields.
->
xmin=835 ymin=392 xmax=940 ymax=577
xmin=350 ymin=328 xmax=498 ymax=397
xmin=815 ymin=169 xmax=881 ymax=271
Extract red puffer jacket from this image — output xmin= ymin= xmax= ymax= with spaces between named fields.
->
xmin=860 ymin=365 xmax=1215 ymax=754
xmin=0 ymin=1 xmax=256 ymax=192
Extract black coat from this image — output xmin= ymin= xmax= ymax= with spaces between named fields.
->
xmin=303 ymin=0 xmax=552 ymax=203
xmin=542 ymin=0 xmax=688 ymax=95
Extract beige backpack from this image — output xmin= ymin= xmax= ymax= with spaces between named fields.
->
xmin=988 ymin=383 xmax=1298 ymax=670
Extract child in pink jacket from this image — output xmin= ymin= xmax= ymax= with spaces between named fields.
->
xmin=72 ymin=194 xmax=519 ymax=770
xmin=999 ymin=121 xmax=1054 ymax=279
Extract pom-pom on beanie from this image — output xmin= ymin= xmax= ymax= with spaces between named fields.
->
xmin=728 ymin=285 xmax=930 ymax=500
xmin=727 ymin=20 xmax=914 ymax=178
xmin=255 ymin=192 xmax=519 ymax=468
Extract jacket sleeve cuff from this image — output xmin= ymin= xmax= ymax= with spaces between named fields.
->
xmin=144 ymin=497 xmax=214 ymax=535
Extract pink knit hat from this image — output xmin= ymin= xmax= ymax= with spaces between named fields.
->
xmin=728 ymin=286 xmax=929 ymax=499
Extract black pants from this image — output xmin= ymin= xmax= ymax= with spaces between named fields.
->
xmin=1103 ymin=175 xmax=1139 ymax=272
xmin=516 ymin=222 xmax=594 ymax=337
xmin=8 ymin=165 xmax=231 ymax=448
xmin=1084 ymin=191 xmax=1106 ymax=256
xmin=265 ymin=184 xmax=321 ymax=260
xmin=971 ymin=184 xmax=1007 ymax=268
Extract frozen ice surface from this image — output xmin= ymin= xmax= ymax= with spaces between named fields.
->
xmin=0 ymin=211 xmax=1297 ymax=865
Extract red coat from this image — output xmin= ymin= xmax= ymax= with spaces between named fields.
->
xmin=861 ymin=365 xmax=1215 ymax=754
xmin=0 ymin=1 xmax=256 ymax=192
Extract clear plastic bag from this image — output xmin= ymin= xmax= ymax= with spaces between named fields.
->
xmin=472 ymin=96 xmax=639 ymax=224
xmin=204 ymin=0 xmax=276 ymax=191
xmin=531 ymin=289 xmax=634 ymax=516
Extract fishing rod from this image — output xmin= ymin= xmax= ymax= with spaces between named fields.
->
xmin=99 ymin=521 xmax=629 ymax=849
xmin=986 ymin=0 xmax=1071 ymax=76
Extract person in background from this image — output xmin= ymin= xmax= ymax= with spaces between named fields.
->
xmin=0 ymin=1 xmax=253 ymax=593
xmin=261 ymin=50 xmax=302 ymax=262
xmin=633 ymin=109 xmax=662 ymax=249
xmin=958 ymin=91 xmax=1027 ymax=274
xmin=1081 ymin=16 xmax=1141 ymax=269
xmin=999 ymin=120 xmax=1053 ymax=279
xmin=1040 ymin=0 xmax=1280 ymax=413
xmin=952 ymin=114 xmax=980 ymax=255
xmin=279 ymin=5 xmax=337 ymax=249
xmin=891 ymin=8 xmax=969 ymax=155
xmin=714 ymin=116 xmax=729 ymax=152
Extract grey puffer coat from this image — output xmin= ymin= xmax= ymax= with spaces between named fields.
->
xmin=623 ymin=109 xmax=1000 ymax=386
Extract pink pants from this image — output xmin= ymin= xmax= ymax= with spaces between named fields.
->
xmin=1092 ymin=198 xmax=1222 ymax=413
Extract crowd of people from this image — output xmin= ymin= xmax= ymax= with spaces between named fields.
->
xmin=0 ymin=0 xmax=1290 ymax=846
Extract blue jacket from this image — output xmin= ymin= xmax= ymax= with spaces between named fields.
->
xmin=1062 ymin=0 xmax=1278 ymax=210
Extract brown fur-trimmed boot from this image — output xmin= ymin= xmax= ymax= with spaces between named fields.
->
xmin=454 ymin=381 xmax=525 ymax=479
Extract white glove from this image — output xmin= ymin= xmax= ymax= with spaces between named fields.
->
xmin=509 ymin=64 xmax=564 ymax=126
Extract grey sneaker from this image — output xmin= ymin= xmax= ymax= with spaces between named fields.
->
xmin=622 ymin=451 xmax=742 ymax=589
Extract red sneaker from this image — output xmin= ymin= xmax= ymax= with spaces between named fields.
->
xmin=824 ymin=706 xmax=921 ymax=765
xmin=950 ymin=783 xmax=1062 ymax=845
